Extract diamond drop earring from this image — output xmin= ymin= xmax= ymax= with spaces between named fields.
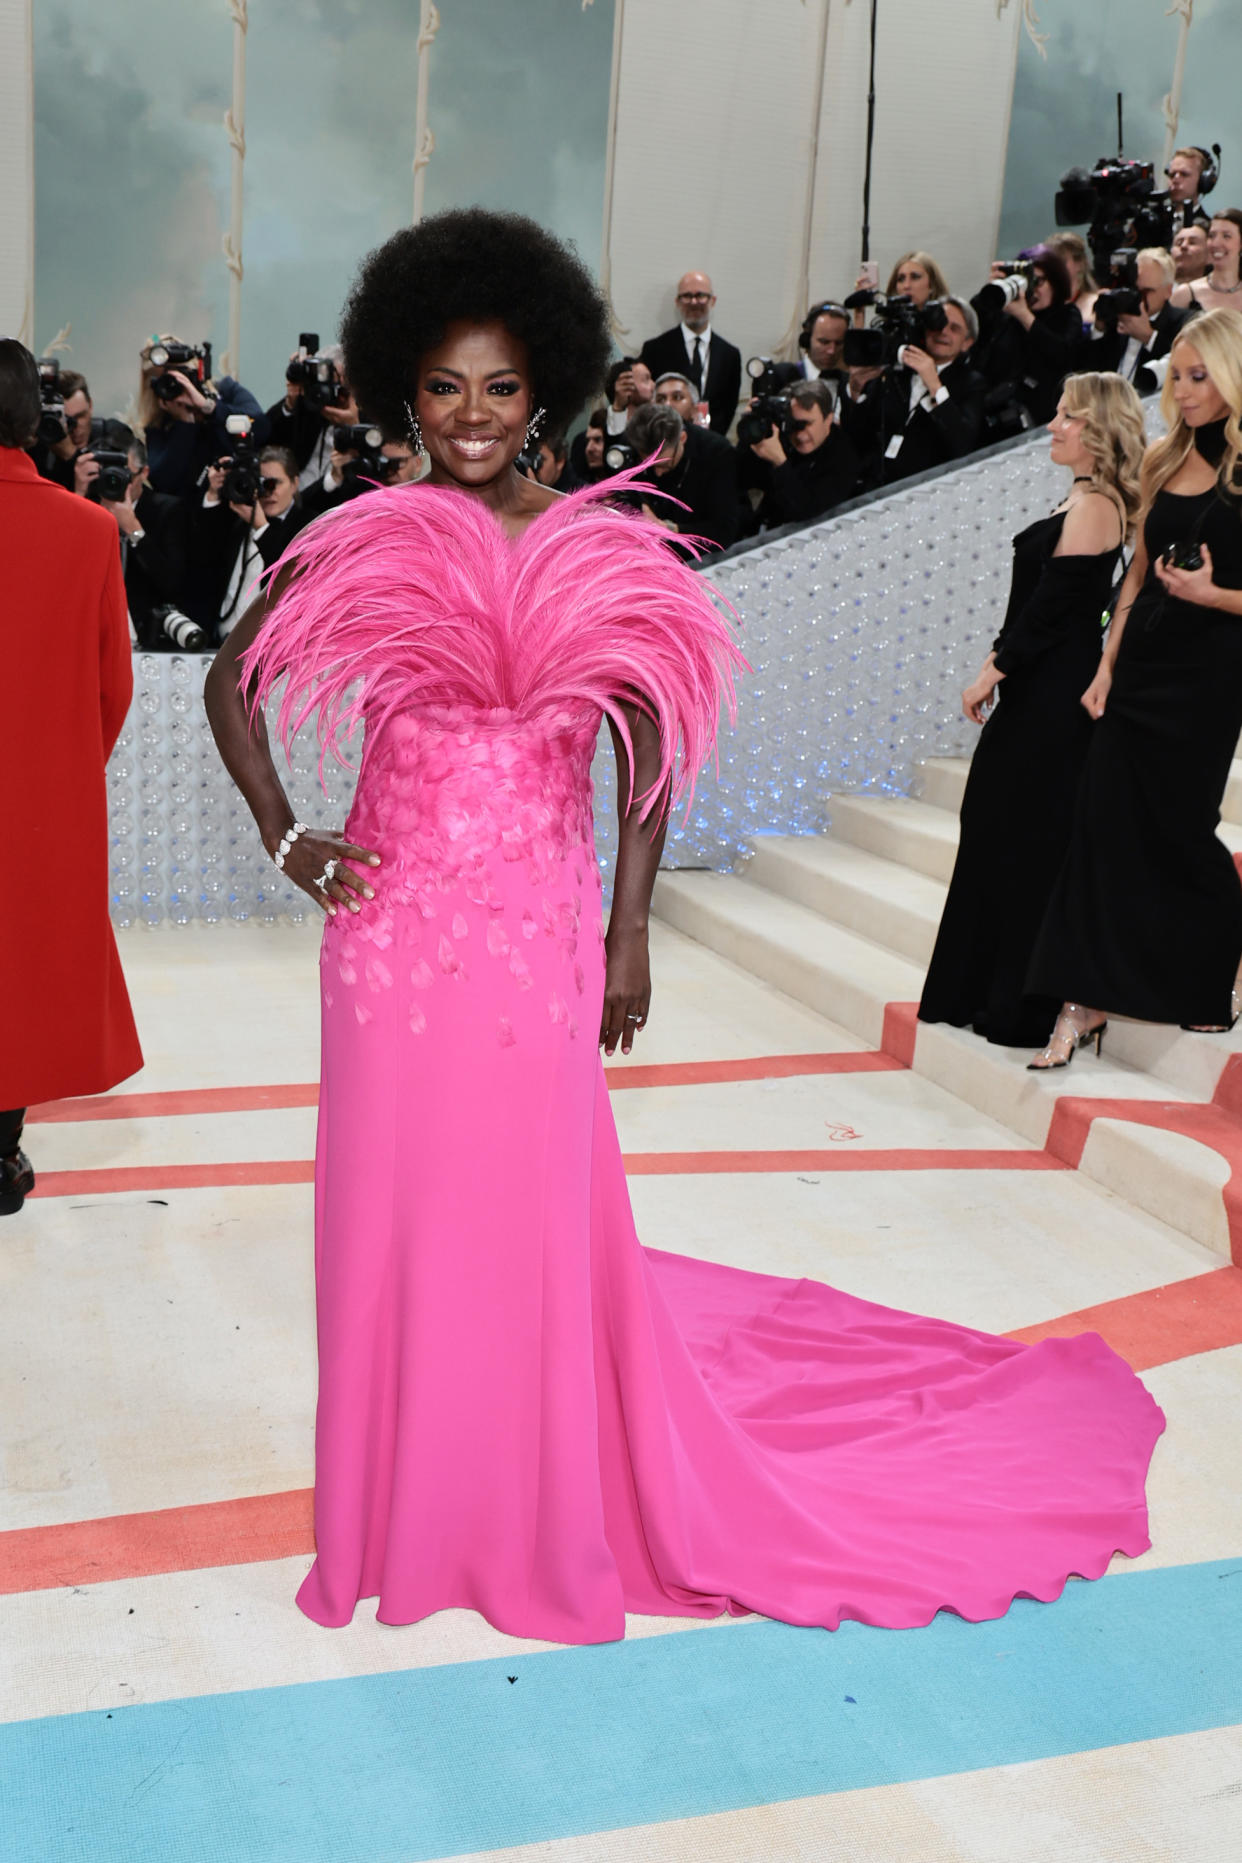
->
xmin=403 ymin=398 xmax=423 ymax=454
xmin=525 ymin=405 xmax=547 ymax=447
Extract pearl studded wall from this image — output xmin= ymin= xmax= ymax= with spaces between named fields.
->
xmin=107 ymin=416 xmax=1146 ymax=926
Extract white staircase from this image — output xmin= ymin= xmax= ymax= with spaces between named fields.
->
xmin=654 ymin=754 xmax=1242 ymax=1260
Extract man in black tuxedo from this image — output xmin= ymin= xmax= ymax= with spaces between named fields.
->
xmin=838 ymin=296 xmax=986 ymax=487
xmin=1087 ymin=248 xmax=1189 ymax=395
xmin=640 ymin=273 xmax=742 ymax=437
xmin=622 ymin=401 xmax=738 ymax=556
xmin=193 ymin=445 xmax=310 ymax=641
xmin=746 ymin=378 xmax=862 ymax=531
xmin=95 ymin=439 xmax=190 ymax=650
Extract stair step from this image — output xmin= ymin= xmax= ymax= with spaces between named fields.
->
xmin=743 ymin=835 xmax=945 ymax=967
xmin=916 ymin=756 xmax=969 ymax=814
xmin=1222 ymin=759 xmax=1242 ymax=828
xmin=652 ymin=870 xmax=922 ymax=1049
xmin=827 ymin=794 xmax=959 ymax=882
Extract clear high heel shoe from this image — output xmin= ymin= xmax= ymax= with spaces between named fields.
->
xmin=1027 ymin=1005 xmax=1108 ymax=1071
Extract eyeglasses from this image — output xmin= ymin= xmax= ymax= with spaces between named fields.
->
xmin=676 ymin=292 xmax=712 ymax=303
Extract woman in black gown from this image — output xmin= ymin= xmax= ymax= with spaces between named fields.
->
xmin=1029 ymin=308 xmax=1242 ymax=1059
xmin=919 ymin=372 xmax=1145 ymax=1047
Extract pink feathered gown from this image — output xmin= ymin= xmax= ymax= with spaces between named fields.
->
xmin=244 ymin=480 xmax=1164 ymax=1644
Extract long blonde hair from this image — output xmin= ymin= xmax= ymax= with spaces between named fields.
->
xmin=1141 ymin=306 xmax=1242 ymax=513
xmin=884 ymin=250 xmax=950 ymax=300
xmin=135 ymin=333 xmax=218 ymax=435
xmin=1060 ymin=370 xmax=1147 ymax=541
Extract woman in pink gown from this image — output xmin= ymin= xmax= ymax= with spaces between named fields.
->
xmin=206 ymin=210 xmax=1164 ymax=1644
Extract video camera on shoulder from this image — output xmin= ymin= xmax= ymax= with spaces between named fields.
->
xmin=735 ymin=357 xmax=793 ymax=448
xmin=286 ymin=332 xmax=349 ymax=413
xmin=1092 ymin=249 xmax=1143 ymax=330
xmin=149 ymin=341 xmax=213 ymax=402
xmin=214 ymin=414 xmax=261 ymax=506
xmin=1055 ymin=157 xmax=1155 ymax=279
xmin=35 ymin=358 xmax=68 ymax=447
xmin=841 ymin=291 xmax=948 ymax=370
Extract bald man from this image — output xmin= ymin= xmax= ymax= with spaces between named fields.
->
xmin=639 ymin=271 xmax=742 ymax=436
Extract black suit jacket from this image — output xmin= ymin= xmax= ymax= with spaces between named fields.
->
xmin=838 ymin=355 xmax=987 ymax=486
xmin=639 ymin=327 xmax=742 ymax=436
xmin=124 ymin=487 xmax=190 ymax=649
xmin=263 ymin=396 xmax=332 ymax=473
xmin=646 ymin=424 xmax=739 ymax=555
xmin=191 ymin=498 xmax=310 ymax=639
xmin=755 ymin=427 xmax=862 ymax=531
xmin=1082 ymin=301 xmax=1190 ymax=394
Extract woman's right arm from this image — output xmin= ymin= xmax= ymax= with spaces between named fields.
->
xmin=203 ymin=573 xmax=380 ymax=912
xmin=1082 ymin=532 xmax=1148 ymax=719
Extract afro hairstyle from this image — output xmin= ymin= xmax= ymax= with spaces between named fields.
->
xmin=340 ymin=207 xmax=612 ymax=440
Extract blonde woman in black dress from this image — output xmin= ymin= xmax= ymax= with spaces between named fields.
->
xmin=1029 ymin=308 xmax=1242 ymax=1060
xmin=919 ymin=372 xmax=1144 ymax=1048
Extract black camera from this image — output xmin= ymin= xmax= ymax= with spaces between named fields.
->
xmin=737 ymin=394 xmax=791 ymax=449
xmin=286 ymin=332 xmax=349 ymax=413
xmin=1055 ymin=157 xmax=1155 ymax=278
xmin=974 ymin=266 xmax=1036 ymax=323
xmin=151 ymin=602 xmax=207 ymax=652
xmin=334 ymin=422 xmax=386 ymax=484
xmin=515 ymin=443 xmax=545 ymax=479
xmin=87 ymin=449 xmax=133 ymax=503
xmin=841 ymin=292 xmax=948 ymax=370
xmin=1162 ymin=541 xmax=1204 ymax=572
xmin=36 ymin=358 xmax=68 ymax=447
xmin=149 ymin=341 xmax=212 ymax=402
xmin=215 ymin=415 xmax=261 ymax=506
xmin=603 ymin=437 xmax=639 ymax=473
xmin=1092 ymin=249 xmax=1143 ymax=330
xmin=745 ymin=356 xmax=786 ymax=399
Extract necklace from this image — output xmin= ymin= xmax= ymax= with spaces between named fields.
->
xmin=1206 ymin=276 xmax=1242 ymax=295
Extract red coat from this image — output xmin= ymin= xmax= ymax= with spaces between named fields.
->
xmin=0 ymin=449 xmax=142 ymax=1107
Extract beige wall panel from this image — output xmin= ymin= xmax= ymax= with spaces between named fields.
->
xmin=0 ymin=0 xmax=34 ymax=345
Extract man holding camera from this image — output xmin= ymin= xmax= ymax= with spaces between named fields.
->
xmin=195 ymin=442 xmax=308 ymax=641
xmin=1137 ymin=146 xmax=1215 ymax=251
xmin=797 ymin=303 xmax=850 ymax=385
xmin=838 ymin=297 xmax=986 ymax=486
xmin=603 ymin=357 xmax=656 ymax=435
xmin=746 ymin=378 xmax=861 ymax=531
xmin=142 ymin=341 xmax=265 ymax=502
xmin=265 ymin=340 xmax=366 ymax=489
xmin=619 ymin=402 xmax=738 ymax=555
xmin=300 ymin=430 xmax=417 ymax=517
xmin=86 ymin=438 xmax=190 ymax=651
xmin=1089 ymin=248 xmax=1189 ymax=393
xmin=34 ymin=368 xmax=135 ymax=493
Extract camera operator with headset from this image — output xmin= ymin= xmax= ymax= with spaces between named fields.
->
xmin=1136 ymin=146 xmax=1217 ymax=250
xmin=837 ymin=295 xmax=986 ymax=486
xmin=264 ymin=336 xmax=366 ymax=490
xmin=138 ymin=336 xmax=266 ymax=502
xmin=1088 ymin=247 xmax=1189 ymax=392
xmin=742 ymin=376 xmax=861 ymax=532
xmin=194 ymin=438 xmax=309 ymax=642
xmin=971 ymin=246 xmax=1083 ymax=437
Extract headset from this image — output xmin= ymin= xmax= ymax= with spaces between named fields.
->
xmin=1166 ymin=143 xmax=1221 ymax=197
xmin=798 ymin=301 xmax=850 ymax=352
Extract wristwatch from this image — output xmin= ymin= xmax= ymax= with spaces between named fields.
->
xmin=128 ymin=526 xmax=146 ymax=546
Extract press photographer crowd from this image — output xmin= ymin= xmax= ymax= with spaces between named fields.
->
xmin=19 ymin=139 xmax=1237 ymax=651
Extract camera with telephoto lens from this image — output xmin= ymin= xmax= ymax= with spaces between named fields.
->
xmin=974 ymin=265 xmax=1036 ymax=321
xmin=285 ymin=332 xmax=349 ymax=413
xmin=1092 ymin=249 xmax=1143 ymax=330
xmin=87 ymin=449 xmax=133 ymax=503
xmin=36 ymin=358 xmax=68 ymax=446
xmin=149 ymin=341 xmax=213 ymax=402
xmin=1163 ymin=541 xmax=1204 ymax=572
xmin=841 ymin=291 xmax=948 ymax=370
xmin=151 ymin=602 xmax=207 ymax=653
xmin=215 ymin=414 xmax=261 ymax=506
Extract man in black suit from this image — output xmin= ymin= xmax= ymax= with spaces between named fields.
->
xmin=746 ymin=378 xmax=862 ymax=531
xmin=640 ymin=273 xmax=742 ymax=437
xmin=838 ymin=295 xmax=986 ymax=487
xmin=193 ymin=445 xmax=310 ymax=641
xmin=1087 ymin=248 xmax=1189 ymax=395
xmin=263 ymin=344 xmax=365 ymax=489
xmin=95 ymin=438 xmax=190 ymax=650
xmin=622 ymin=401 xmax=738 ymax=556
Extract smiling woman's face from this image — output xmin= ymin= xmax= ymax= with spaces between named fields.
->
xmin=414 ymin=319 xmax=533 ymax=489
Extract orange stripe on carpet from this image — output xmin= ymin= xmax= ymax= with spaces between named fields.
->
xmin=27 ymin=1051 xmax=906 ymax=1125
xmin=30 ymin=1148 xmax=1062 ymax=1200
xmin=4 ymin=1263 xmax=1239 ymax=1598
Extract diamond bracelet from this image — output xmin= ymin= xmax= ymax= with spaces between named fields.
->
xmin=273 ymin=821 xmax=309 ymax=869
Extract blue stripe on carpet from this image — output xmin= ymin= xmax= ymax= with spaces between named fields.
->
xmin=4 ymin=1558 xmax=1241 ymax=1863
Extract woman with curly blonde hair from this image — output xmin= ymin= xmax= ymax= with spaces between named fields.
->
xmin=1029 ymin=308 xmax=1242 ymax=1053
xmin=919 ymin=370 xmax=1144 ymax=1048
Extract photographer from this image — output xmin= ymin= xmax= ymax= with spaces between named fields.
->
xmin=523 ymin=432 xmax=582 ymax=493
xmin=838 ymin=295 xmax=985 ymax=485
xmin=264 ymin=340 xmax=364 ymax=489
xmin=138 ymin=336 xmax=265 ymax=502
xmin=972 ymin=246 xmax=1083 ymax=434
xmin=1089 ymin=248 xmax=1189 ymax=392
xmin=797 ymin=302 xmax=849 ymax=384
xmin=603 ymin=356 xmax=655 ymax=435
xmin=195 ymin=443 xmax=308 ymax=641
xmin=617 ymin=402 xmax=737 ymax=555
xmin=94 ymin=438 xmax=191 ymax=651
xmin=745 ymin=378 xmax=861 ymax=531
xmin=33 ymin=368 xmax=134 ymax=492
xmin=300 ymin=427 xmax=413 ymax=518
xmin=1136 ymin=146 xmax=1215 ymax=250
